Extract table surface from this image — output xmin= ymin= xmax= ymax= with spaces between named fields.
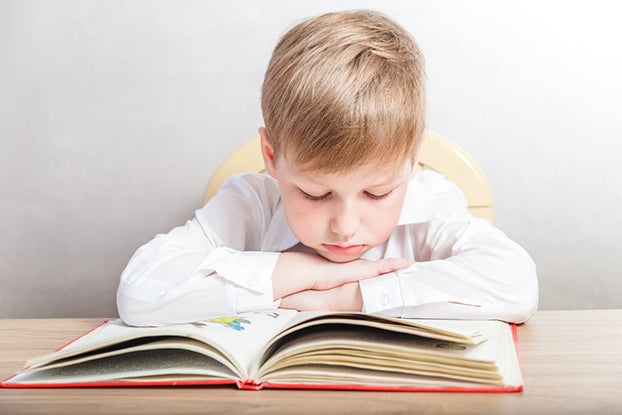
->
xmin=1 ymin=309 xmax=621 ymax=415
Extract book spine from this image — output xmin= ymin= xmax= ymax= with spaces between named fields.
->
xmin=236 ymin=379 xmax=264 ymax=391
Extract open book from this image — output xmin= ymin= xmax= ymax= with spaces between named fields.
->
xmin=2 ymin=309 xmax=522 ymax=392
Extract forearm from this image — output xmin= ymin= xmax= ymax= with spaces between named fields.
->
xmin=272 ymin=252 xmax=415 ymax=301
xmin=280 ymin=282 xmax=363 ymax=312
xmin=117 ymin=225 xmax=279 ymax=326
xmin=118 ymin=274 xmax=239 ymax=326
xmin=360 ymin=244 xmax=538 ymax=323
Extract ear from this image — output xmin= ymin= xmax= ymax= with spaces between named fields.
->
xmin=259 ymin=127 xmax=277 ymax=179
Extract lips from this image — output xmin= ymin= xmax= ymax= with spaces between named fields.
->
xmin=322 ymin=244 xmax=366 ymax=256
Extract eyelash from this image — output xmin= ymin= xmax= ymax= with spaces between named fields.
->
xmin=301 ymin=191 xmax=330 ymax=202
xmin=365 ymin=191 xmax=391 ymax=201
xmin=300 ymin=190 xmax=391 ymax=202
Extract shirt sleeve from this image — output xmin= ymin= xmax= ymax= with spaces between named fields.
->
xmin=117 ymin=174 xmax=281 ymax=327
xmin=359 ymin=175 xmax=538 ymax=324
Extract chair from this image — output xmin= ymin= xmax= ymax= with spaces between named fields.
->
xmin=203 ymin=131 xmax=494 ymax=223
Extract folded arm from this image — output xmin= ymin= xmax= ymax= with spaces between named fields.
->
xmin=360 ymin=212 xmax=539 ymax=323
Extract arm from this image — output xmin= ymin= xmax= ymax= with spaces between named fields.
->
xmin=360 ymin=174 xmax=539 ymax=323
xmin=117 ymin=174 xmax=283 ymax=326
xmin=273 ymin=254 xmax=413 ymax=311
xmin=279 ymin=281 xmax=364 ymax=312
xmin=116 ymin=221 xmax=281 ymax=327
xmin=361 ymin=217 xmax=538 ymax=323
xmin=272 ymin=252 xmax=414 ymax=301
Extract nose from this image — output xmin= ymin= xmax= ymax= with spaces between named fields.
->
xmin=329 ymin=200 xmax=360 ymax=240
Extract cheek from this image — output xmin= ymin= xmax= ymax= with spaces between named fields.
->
xmin=367 ymin=211 xmax=399 ymax=239
xmin=365 ymin=199 xmax=405 ymax=240
xmin=280 ymin=195 xmax=326 ymax=241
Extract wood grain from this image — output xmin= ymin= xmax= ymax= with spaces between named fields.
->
xmin=1 ymin=310 xmax=621 ymax=415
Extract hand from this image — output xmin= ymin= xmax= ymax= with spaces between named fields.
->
xmin=312 ymin=256 xmax=414 ymax=291
xmin=280 ymin=282 xmax=363 ymax=312
xmin=272 ymin=252 xmax=414 ymax=300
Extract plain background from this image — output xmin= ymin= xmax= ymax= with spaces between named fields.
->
xmin=2 ymin=0 xmax=621 ymax=318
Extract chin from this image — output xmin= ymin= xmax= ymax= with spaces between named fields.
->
xmin=317 ymin=251 xmax=363 ymax=263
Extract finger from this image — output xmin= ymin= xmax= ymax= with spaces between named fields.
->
xmin=376 ymin=257 xmax=415 ymax=274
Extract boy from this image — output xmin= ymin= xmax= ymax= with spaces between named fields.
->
xmin=117 ymin=10 xmax=538 ymax=327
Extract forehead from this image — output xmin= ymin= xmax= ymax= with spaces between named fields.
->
xmin=280 ymin=138 xmax=417 ymax=173
xmin=280 ymin=152 xmax=413 ymax=186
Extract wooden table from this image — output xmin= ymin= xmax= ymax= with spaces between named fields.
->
xmin=1 ymin=309 xmax=621 ymax=414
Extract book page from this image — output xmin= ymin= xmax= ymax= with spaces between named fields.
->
xmin=255 ymin=318 xmax=522 ymax=388
xmin=9 ymin=348 xmax=240 ymax=385
xmin=268 ymin=312 xmax=490 ymax=345
xmin=22 ymin=309 xmax=300 ymax=381
xmin=248 ymin=312 xmax=493 ymax=374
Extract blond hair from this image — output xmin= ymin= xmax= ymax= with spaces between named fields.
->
xmin=261 ymin=10 xmax=426 ymax=173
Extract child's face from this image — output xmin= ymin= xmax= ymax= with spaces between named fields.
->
xmin=262 ymin=133 xmax=414 ymax=263
xmin=275 ymin=158 xmax=413 ymax=263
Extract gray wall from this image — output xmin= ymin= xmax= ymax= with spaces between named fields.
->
xmin=2 ymin=0 xmax=621 ymax=318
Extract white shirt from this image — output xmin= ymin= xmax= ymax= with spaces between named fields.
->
xmin=117 ymin=171 xmax=538 ymax=326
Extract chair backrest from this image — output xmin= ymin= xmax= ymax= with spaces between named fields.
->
xmin=203 ymin=130 xmax=494 ymax=223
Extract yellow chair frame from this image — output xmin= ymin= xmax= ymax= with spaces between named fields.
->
xmin=203 ymin=131 xmax=494 ymax=223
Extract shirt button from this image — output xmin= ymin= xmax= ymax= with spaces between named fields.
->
xmin=378 ymin=292 xmax=391 ymax=306
xmin=245 ymin=277 xmax=256 ymax=287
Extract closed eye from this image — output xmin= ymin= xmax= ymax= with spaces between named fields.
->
xmin=300 ymin=189 xmax=331 ymax=202
xmin=364 ymin=190 xmax=392 ymax=201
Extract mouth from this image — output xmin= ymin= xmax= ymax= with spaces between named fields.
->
xmin=322 ymin=244 xmax=366 ymax=256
